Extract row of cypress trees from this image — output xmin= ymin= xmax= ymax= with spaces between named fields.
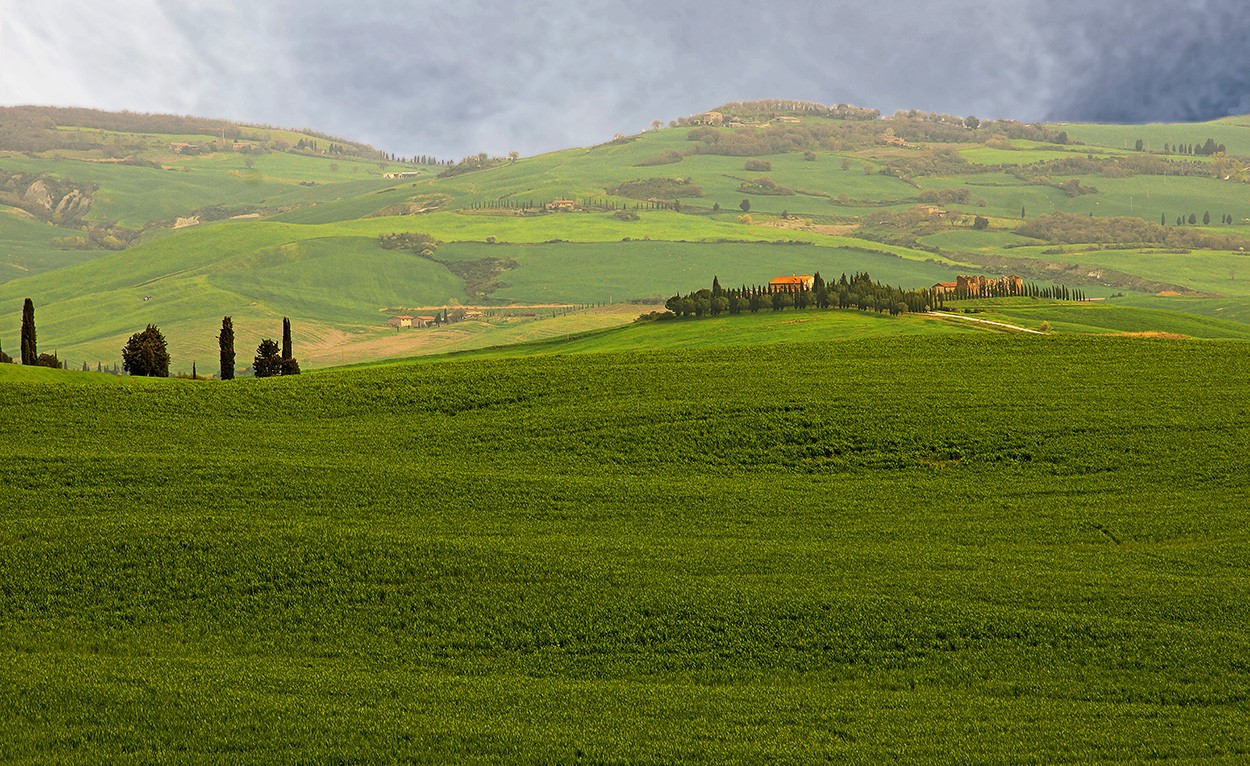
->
xmin=3 ymin=301 xmax=300 ymax=379
xmin=217 ymin=315 xmax=299 ymax=379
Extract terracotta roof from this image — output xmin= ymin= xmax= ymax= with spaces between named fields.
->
xmin=769 ymin=275 xmax=814 ymax=285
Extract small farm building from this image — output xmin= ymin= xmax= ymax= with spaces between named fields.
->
xmin=769 ymin=275 xmax=816 ymax=293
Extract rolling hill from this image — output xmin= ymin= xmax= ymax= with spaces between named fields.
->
xmin=4 ymin=102 xmax=1250 ymax=370
xmin=3 ymin=333 xmax=1249 ymax=762
xmin=3 ymin=103 xmax=1250 ymax=763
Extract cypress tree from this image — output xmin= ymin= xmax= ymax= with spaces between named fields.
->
xmin=280 ymin=317 xmax=300 ymax=375
xmin=281 ymin=317 xmax=293 ymax=361
xmin=219 ymin=316 xmax=235 ymax=380
xmin=20 ymin=298 xmax=36 ymax=366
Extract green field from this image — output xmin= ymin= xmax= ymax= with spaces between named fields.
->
xmin=10 ymin=93 xmax=1250 ymax=765
xmin=7 ymin=106 xmax=1250 ymax=368
xmin=1052 ymin=114 xmax=1250 ymax=157
xmin=2 ymin=333 xmax=1249 ymax=762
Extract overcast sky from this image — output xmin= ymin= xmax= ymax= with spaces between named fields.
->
xmin=2 ymin=0 xmax=1248 ymax=159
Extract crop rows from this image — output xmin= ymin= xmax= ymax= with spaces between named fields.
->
xmin=1 ymin=335 xmax=1249 ymax=762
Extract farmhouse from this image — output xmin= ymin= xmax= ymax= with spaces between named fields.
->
xmin=546 ymin=200 xmax=578 ymax=212
xmin=387 ymin=315 xmax=414 ymax=329
xmin=383 ymin=171 xmax=422 ymax=180
xmin=692 ymin=111 xmax=724 ymax=126
xmin=933 ymin=275 xmax=1025 ymax=296
xmin=769 ymin=275 xmax=816 ymax=293
xmin=416 ymin=316 xmax=438 ymax=327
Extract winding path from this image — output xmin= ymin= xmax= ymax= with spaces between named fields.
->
xmin=925 ymin=312 xmax=1045 ymax=335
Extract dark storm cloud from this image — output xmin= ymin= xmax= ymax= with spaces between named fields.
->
xmin=1 ymin=0 xmax=1248 ymax=157
xmin=1029 ymin=0 xmax=1250 ymax=123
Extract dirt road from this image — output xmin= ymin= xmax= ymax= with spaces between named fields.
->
xmin=926 ymin=312 xmax=1045 ymax=335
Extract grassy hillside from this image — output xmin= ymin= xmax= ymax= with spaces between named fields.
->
xmin=5 ymin=103 xmax=1250 ymax=368
xmin=2 ymin=334 xmax=1248 ymax=762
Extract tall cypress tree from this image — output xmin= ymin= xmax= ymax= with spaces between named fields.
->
xmin=218 ymin=316 xmax=235 ymax=380
xmin=281 ymin=317 xmax=292 ymax=362
xmin=280 ymin=317 xmax=300 ymax=375
xmin=20 ymin=298 xmax=36 ymax=366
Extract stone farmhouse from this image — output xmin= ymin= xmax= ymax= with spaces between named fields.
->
xmin=932 ymin=275 xmax=1025 ymax=296
xmin=387 ymin=315 xmax=438 ymax=329
xmin=769 ymin=275 xmax=816 ymax=293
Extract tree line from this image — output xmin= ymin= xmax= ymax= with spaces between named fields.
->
xmin=662 ymin=273 xmax=941 ymax=318
xmin=1019 ymin=212 xmax=1250 ymax=250
xmin=657 ymin=272 xmax=1087 ymax=321
xmin=3 ymin=299 xmax=301 ymax=379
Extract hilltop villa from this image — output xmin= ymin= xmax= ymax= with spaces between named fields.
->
xmin=932 ymin=275 xmax=1025 ymax=296
xmin=769 ymin=275 xmax=816 ymax=293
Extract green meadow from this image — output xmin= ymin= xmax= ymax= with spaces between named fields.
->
xmin=2 ymin=334 xmax=1249 ymax=762
xmin=7 ymin=105 xmax=1250 ymax=370
xmin=1051 ymin=113 xmax=1250 ymax=157
xmin=4 ymin=106 xmax=1250 ymax=763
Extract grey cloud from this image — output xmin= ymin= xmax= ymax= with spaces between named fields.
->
xmin=1 ymin=0 xmax=1248 ymax=158
xmin=1031 ymin=0 xmax=1250 ymax=123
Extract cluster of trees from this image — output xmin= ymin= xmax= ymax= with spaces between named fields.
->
xmin=291 ymin=138 xmax=366 ymax=155
xmin=1012 ymin=154 xmax=1213 ymax=183
xmin=457 ymin=197 xmax=669 ymax=213
xmin=919 ymin=188 xmax=972 ymax=205
xmin=876 ymin=147 xmax=972 ymax=181
xmin=250 ymin=318 xmax=301 ymax=378
xmin=698 ymin=101 xmax=883 ymax=122
xmin=0 ymin=106 xmax=241 ymax=153
xmin=659 ymin=273 xmax=1090 ymax=323
xmin=662 ymin=273 xmax=942 ymax=319
xmin=737 ymin=177 xmax=793 ymax=196
xmin=3 ymin=300 xmax=305 ymax=380
xmin=635 ymin=150 xmax=686 ymax=167
xmin=379 ymin=231 xmax=440 ymax=257
xmin=1020 ymin=212 xmax=1250 ymax=250
xmin=1162 ymin=139 xmax=1228 ymax=156
xmin=115 ymin=316 xmax=302 ymax=379
xmin=0 ymin=106 xmax=387 ymax=161
xmin=682 ymin=108 xmax=1070 ymax=161
xmin=379 ymin=153 xmax=449 ymax=165
xmin=121 ymin=325 xmax=170 ymax=377
xmin=610 ymin=178 xmax=705 ymax=200
xmin=438 ymin=153 xmax=512 ymax=178
xmin=1166 ymin=211 xmax=1238 ymax=226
